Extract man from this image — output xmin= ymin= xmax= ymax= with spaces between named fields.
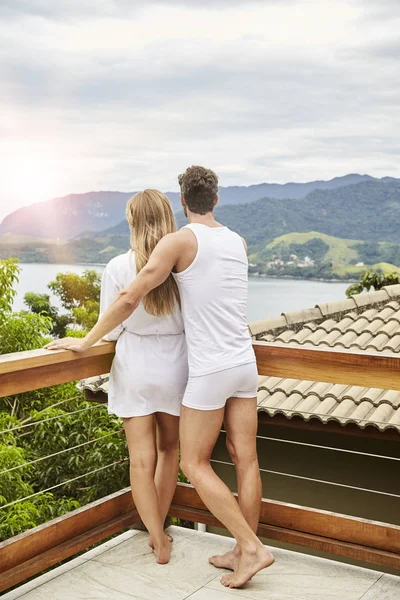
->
xmin=46 ymin=166 xmax=275 ymax=588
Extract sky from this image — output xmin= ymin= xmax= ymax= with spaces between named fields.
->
xmin=0 ymin=0 xmax=399 ymax=221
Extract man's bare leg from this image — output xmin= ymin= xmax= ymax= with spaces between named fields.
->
xmin=148 ymin=412 xmax=179 ymax=548
xmin=180 ymin=405 xmax=273 ymax=588
xmin=123 ymin=416 xmax=171 ymax=564
xmin=209 ymin=396 xmax=263 ymax=572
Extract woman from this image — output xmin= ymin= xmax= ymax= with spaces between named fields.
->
xmin=48 ymin=190 xmax=188 ymax=564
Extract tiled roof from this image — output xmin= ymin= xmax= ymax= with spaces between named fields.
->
xmin=250 ymin=284 xmax=400 ymax=433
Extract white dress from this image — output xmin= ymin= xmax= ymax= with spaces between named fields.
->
xmin=100 ymin=250 xmax=188 ymax=418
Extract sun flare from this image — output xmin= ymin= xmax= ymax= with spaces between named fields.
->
xmin=3 ymin=147 xmax=64 ymax=216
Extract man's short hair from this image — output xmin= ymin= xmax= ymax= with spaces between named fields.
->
xmin=178 ymin=166 xmax=218 ymax=215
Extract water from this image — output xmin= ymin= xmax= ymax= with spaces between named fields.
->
xmin=11 ymin=263 xmax=351 ymax=322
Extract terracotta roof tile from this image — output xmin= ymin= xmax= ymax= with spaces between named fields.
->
xmin=382 ymin=284 xmax=400 ymax=298
xmin=384 ymin=334 xmax=400 ymax=351
xmin=249 ymin=315 xmax=287 ymax=336
xmin=315 ymin=298 xmax=357 ymax=316
xmin=352 ymin=289 xmax=389 ymax=308
xmin=282 ymin=307 xmax=323 ymax=326
xmin=275 ymin=329 xmax=296 ymax=342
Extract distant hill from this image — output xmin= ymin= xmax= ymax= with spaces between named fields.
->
xmin=249 ymin=231 xmax=400 ymax=279
xmin=0 ymin=173 xmax=378 ymax=240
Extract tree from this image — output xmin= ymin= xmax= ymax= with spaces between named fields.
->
xmin=346 ymin=268 xmax=400 ymax=297
xmin=23 ymin=270 xmax=102 ymax=338
xmin=24 ymin=293 xmax=71 ymax=338
xmin=0 ymin=258 xmax=20 ymax=319
xmin=0 ymin=260 xmax=127 ymax=541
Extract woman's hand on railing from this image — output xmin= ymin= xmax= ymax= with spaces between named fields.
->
xmin=44 ymin=336 xmax=91 ymax=353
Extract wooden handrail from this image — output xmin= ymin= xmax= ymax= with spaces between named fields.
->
xmin=2 ymin=341 xmax=400 ymax=398
xmin=254 ymin=342 xmax=400 ymax=390
xmin=0 ymin=341 xmax=115 ymax=398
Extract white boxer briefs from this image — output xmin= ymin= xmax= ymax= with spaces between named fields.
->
xmin=182 ymin=362 xmax=258 ymax=411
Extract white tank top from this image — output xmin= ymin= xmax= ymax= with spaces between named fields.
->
xmin=173 ymin=224 xmax=255 ymax=376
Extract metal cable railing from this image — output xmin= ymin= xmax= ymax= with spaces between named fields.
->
xmin=211 ymin=458 xmax=400 ymax=499
xmin=0 ymin=458 xmax=129 ymax=510
xmin=0 ymin=429 xmax=124 ymax=475
xmin=222 ymin=430 xmax=400 ymax=462
xmin=0 ymin=404 xmax=104 ymax=436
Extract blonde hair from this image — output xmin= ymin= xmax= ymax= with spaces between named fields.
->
xmin=126 ymin=189 xmax=180 ymax=316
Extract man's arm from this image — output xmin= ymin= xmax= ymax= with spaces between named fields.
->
xmin=45 ymin=233 xmax=182 ymax=352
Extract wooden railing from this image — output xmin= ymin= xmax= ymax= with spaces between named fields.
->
xmin=1 ymin=342 xmax=400 ymax=592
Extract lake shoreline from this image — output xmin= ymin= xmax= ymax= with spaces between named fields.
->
xmin=249 ymin=274 xmax=358 ymax=284
xmin=17 ymin=262 xmax=358 ymax=285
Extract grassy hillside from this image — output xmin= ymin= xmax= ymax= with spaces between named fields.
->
xmin=249 ymin=231 xmax=400 ymax=279
xmin=266 ymin=232 xmax=359 ymax=266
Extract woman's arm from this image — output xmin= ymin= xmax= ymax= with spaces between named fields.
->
xmin=44 ymin=233 xmax=182 ymax=352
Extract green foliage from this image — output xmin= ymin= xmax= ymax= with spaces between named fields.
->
xmin=0 ymin=312 xmax=52 ymax=354
xmin=22 ymin=270 xmax=101 ymax=338
xmin=24 ymin=292 xmax=72 ymax=338
xmin=0 ymin=494 xmax=80 ymax=540
xmin=72 ymin=299 xmax=100 ymax=331
xmin=0 ymin=266 xmax=128 ymax=542
xmin=346 ymin=269 xmax=400 ymax=297
xmin=0 ymin=258 xmax=20 ymax=320
xmin=49 ymin=271 xmax=101 ymax=311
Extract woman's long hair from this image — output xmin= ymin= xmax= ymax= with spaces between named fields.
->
xmin=126 ymin=189 xmax=180 ymax=316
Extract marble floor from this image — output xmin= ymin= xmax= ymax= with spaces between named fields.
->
xmin=3 ymin=526 xmax=399 ymax=600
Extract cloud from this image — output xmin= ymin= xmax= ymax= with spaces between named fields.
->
xmin=0 ymin=0 xmax=399 ymax=221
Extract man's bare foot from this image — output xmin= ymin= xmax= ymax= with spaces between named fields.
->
xmin=209 ymin=549 xmax=240 ymax=571
xmin=220 ymin=545 xmax=275 ymax=588
xmin=152 ymin=533 xmax=172 ymax=564
xmin=148 ymin=533 xmax=173 ymax=549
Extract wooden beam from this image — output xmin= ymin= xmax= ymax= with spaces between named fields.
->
xmin=171 ymin=484 xmax=400 ymax=555
xmin=0 ymin=487 xmax=133 ymax=575
xmin=2 ymin=483 xmax=400 ymax=592
xmin=168 ymin=505 xmax=400 ymax=569
xmin=254 ymin=341 xmax=400 ymax=390
xmin=0 ymin=342 xmax=115 ymax=398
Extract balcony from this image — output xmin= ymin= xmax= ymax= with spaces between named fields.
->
xmin=1 ymin=341 xmax=399 ymax=598
xmin=3 ymin=526 xmax=399 ymax=600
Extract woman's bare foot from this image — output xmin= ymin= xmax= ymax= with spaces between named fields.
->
xmin=220 ymin=545 xmax=275 ymax=588
xmin=209 ymin=548 xmax=240 ymax=571
xmin=152 ymin=533 xmax=172 ymax=564
xmin=148 ymin=532 xmax=173 ymax=549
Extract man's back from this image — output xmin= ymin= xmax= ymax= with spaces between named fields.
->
xmin=173 ymin=223 xmax=255 ymax=376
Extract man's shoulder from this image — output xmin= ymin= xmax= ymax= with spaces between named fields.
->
xmin=162 ymin=228 xmax=195 ymax=246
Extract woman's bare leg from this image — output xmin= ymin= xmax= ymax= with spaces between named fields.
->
xmin=123 ymin=415 xmax=171 ymax=564
xmin=148 ymin=412 xmax=179 ymax=547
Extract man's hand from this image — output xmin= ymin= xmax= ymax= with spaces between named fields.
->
xmin=44 ymin=337 xmax=91 ymax=353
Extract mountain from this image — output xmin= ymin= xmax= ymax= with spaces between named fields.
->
xmin=0 ymin=174 xmax=378 ymax=240
xmin=213 ymin=178 xmax=400 ymax=247
xmin=2 ymin=178 xmax=400 ymax=275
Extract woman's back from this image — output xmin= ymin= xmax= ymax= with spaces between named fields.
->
xmin=101 ymin=250 xmax=184 ymax=339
